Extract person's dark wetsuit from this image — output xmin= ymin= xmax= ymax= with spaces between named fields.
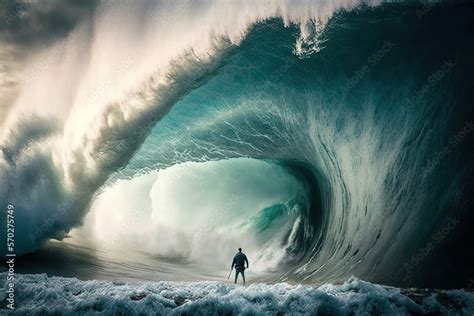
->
xmin=231 ymin=248 xmax=249 ymax=285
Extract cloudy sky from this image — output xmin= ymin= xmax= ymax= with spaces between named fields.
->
xmin=0 ymin=0 xmax=98 ymax=123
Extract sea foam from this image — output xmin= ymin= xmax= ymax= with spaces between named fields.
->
xmin=1 ymin=273 xmax=473 ymax=315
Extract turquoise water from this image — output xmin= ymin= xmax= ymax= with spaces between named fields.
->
xmin=1 ymin=2 xmax=473 ymax=290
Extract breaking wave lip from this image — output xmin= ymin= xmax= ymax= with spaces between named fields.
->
xmin=2 ymin=273 xmax=474 ymax=315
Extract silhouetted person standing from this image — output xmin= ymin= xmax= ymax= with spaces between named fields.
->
xmin=231 ymin=248 xmax=249 ymax=285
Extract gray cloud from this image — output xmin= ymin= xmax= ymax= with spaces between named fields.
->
xmin=0 ymin=0 xmax=98 ymax=124
xmin=0 ymin=0 xmax=97 ymax=46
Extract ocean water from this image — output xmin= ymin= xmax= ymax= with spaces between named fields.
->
xmin=1 ymin=272 xmax=474 ymax=315
xmin=10 ymin=236 xmax=280 ymax=284
xmin=1 ymin=0 xmax=474 ymax=314
xmin=4 ymin=237 xmax=473 ymax=314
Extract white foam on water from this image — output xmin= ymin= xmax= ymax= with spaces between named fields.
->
xmin=1 ymin=273 xmax=473 ymax=315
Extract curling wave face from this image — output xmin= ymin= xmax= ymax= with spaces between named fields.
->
xmin=1 ymin=1 xmax=474 ymax=289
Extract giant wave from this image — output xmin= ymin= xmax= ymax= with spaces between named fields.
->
xmin=1 ymin=0 xmax=474 ymax=291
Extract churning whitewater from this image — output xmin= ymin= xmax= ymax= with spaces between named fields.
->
xmin=1 ymin=2 xmax=474 ymax=314
xmin=2 ymin=273 xmax=474 ymax=315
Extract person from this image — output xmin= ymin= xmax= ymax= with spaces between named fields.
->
xmin=231 ymin=247 xmax=249 ymax=285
